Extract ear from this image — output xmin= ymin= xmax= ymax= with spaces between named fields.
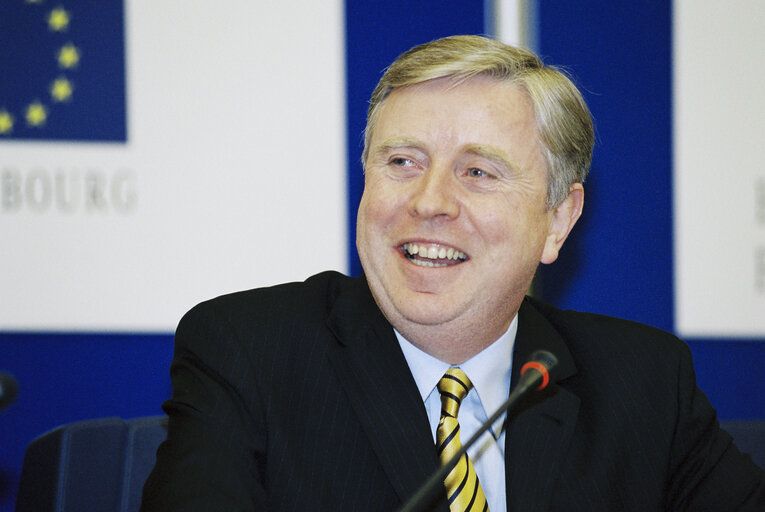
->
xmin=540 ymin=183 xmax=584 ymax=264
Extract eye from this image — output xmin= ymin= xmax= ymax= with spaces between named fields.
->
xmin=390 ymin=157 xmax=416 ymax=167
xmin=467 ymin=167 xmax=489 ymax=178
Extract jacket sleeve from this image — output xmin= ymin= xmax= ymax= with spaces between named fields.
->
xmin=665 ymin=342 xmax=764 ymax=511
xmin=140 ymin=300 xmax=269 ymax=511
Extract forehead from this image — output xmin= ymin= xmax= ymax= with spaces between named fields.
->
xmin=370 ymin=76 xmax=541 ymax=162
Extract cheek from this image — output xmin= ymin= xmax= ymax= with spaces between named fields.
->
xmin=471 ymin=198 xmax=522 ymax=240
xmin=357 ymin=198 xmax=392 ymax=259
xmin=476 ymin=204 xmax=548 ymax=255
xmin=360 ymin=184 xmax=403 ymax=228
xmin=355 ymin=202 xmax=377 ymax=266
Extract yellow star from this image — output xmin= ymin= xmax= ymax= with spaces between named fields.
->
xmin=48 ymin=7 xmax=70 ymax=31
xmin=0 ymin=110 xmax=14 ymax=135
xmin=25 ymin=101 xmax=48 ymax=127
xmin=57 ymin=43 xmax=80 ymax=69
xmin=26 ymin=0 xmax=44 ymax=3
xmin=50 ymin=77 xmax=74 ymax=102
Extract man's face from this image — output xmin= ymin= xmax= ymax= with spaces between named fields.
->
xmin=357 ymin=76 xmax=580 ymax=355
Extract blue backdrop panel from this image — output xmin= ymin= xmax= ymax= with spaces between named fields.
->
xmin=345 ymin=0 xmax=487 ymax=276
xmin=536 ymin=1 xmax=674 ymax=329
xmin=534 ymin=1 xmax=764 ymax=419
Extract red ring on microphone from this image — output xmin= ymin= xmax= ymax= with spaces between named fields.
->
xmin=521 ymin=361 xmax=549 ymax=390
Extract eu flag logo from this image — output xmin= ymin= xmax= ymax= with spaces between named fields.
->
xmin=0 ymin=0 xmax=127 ymax=142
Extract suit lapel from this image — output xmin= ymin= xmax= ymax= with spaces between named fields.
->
xmin=504 ymin=298 xmax=581 ymax=512
xmin=325 ymin=276 xmax=448 ymax=511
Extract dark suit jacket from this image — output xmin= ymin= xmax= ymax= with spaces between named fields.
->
xmin=141 ymin=271 xmax=764 ymax=511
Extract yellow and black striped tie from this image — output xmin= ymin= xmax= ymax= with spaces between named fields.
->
xmin=437 ymin=367 xmax=489 ymax=512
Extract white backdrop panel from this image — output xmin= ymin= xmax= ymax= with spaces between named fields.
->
xmin=674 ymin=0 xmax=765 ymax=336
xmin=0 ymin=1 xmax=346 ymax=331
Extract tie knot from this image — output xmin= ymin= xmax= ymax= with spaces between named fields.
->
xmin=437 ymin=367 xmax=473 ymax=418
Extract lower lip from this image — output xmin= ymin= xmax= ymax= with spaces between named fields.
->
xmin=407 ymin=257 xmax=455 ymax=268
xmin=402 ymin=251 xmax=464 ymax=269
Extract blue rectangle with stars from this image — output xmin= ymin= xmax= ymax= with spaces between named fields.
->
xmin=0 ymin=0 xmax=126 ymax=142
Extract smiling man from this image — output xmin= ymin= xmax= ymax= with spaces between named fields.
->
xmin=142 ymin=36 xmax=763 ymax=511
xmin=357 ymin=74 xmax=582 ymax=365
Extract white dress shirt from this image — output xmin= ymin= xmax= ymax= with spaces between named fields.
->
xmin=395 ymin=317 xmax=517 ymax=512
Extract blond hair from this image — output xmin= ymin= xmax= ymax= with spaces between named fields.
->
xmin=363 ymin=35 xmax=594 ymax=208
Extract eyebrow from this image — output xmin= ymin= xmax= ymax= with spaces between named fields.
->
xmin=370 ymin=137 xmax=424 ymax=159
xmin=463 ymin=144 xmax=521 ymax=173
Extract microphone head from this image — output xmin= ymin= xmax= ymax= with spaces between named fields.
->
xmin=528 ymin=350 xmax=558 ymax=372
xmin=0 ymin=372 xmax=19 ymax=411
xmin=520 ymin=350 xmax=558 ymax=390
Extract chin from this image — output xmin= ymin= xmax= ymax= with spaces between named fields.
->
xmin=393 ymin=294 xmax=465 ymax=327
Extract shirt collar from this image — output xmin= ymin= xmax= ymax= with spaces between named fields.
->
xmin=395 ymin=316 xmax=517 ymax=417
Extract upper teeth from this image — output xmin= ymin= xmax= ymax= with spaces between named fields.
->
xmin=403 ymin=243 xmax=466 ymax=261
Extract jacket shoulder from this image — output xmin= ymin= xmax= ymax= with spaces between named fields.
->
xmin=181 ymin=270 xmax=354 ymax=327
xmin=525 ymin=295 xmax=686 ymax=358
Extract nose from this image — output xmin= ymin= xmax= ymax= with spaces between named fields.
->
xmin=408 ymin=166 xmax=460 ymax=221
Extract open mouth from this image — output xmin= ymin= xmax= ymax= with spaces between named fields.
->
xmin=401 ymin=242 xmax=468 ymax=268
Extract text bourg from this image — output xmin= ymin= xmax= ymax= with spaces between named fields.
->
xmin=1 ymin=166 xmax=137 ymax=214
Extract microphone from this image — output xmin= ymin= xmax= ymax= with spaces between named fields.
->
xmin=397 ymin=350 xmax=559 ymax=512
xmin=0 ymin=372 xmax=19 ymax=411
